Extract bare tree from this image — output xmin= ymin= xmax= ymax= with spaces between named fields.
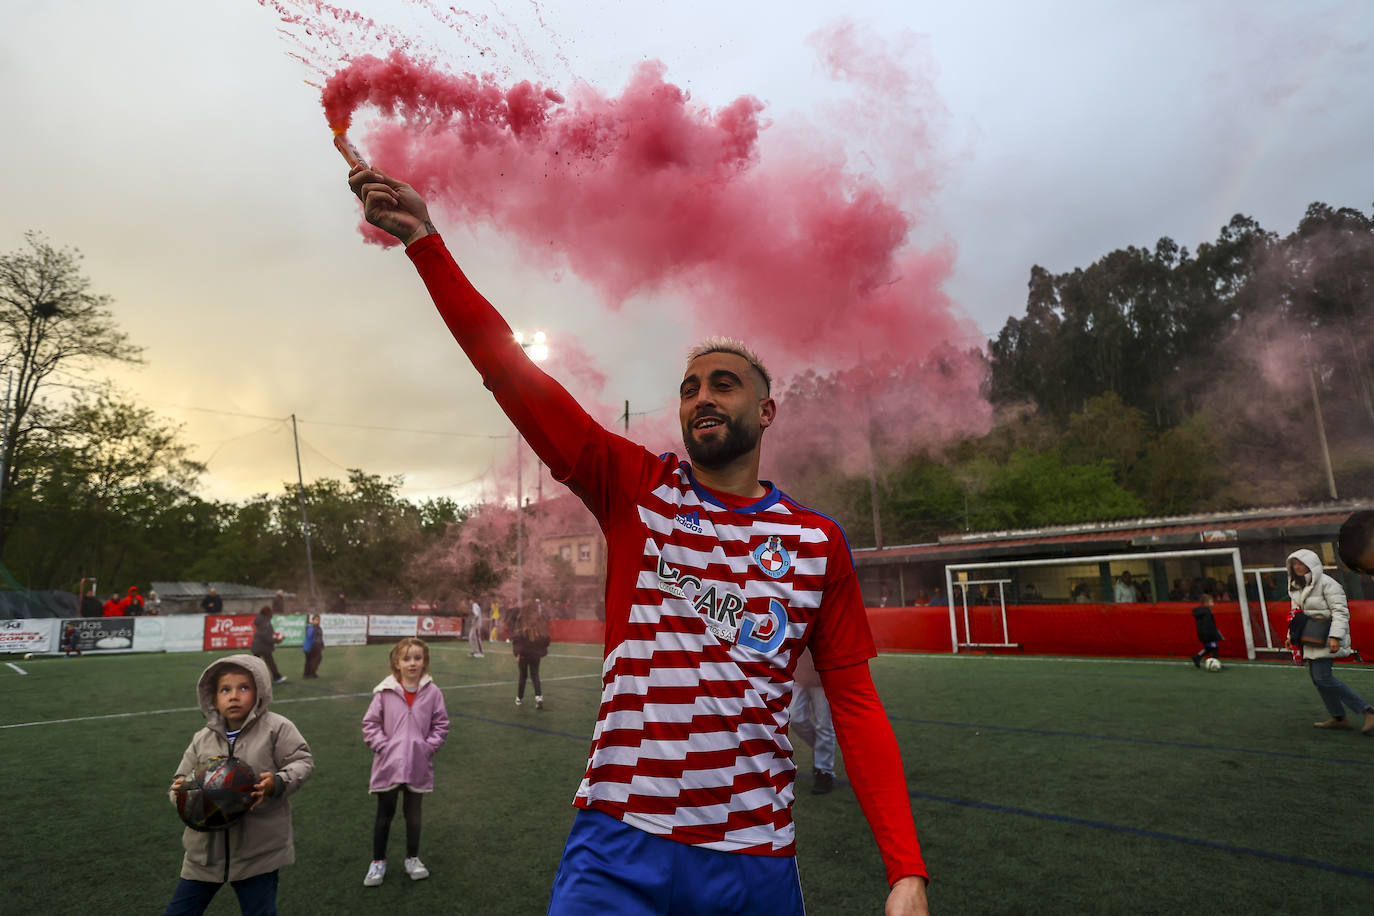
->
xmin=0 ymin=231 xmax=140 ymax=549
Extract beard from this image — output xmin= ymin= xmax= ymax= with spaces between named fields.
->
xmin=683 ymin=414 xmax=761 ymax=469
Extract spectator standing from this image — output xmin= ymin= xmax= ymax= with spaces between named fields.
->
xmin=273 ymin=589 xmax=286 ymax=617
xmin=330 ymin=592 xmax=348 ymax=615
xmin=80 ymin=588 xmax=102 ymax=618
xmin=200 ymin=588 xmax=222 ymax=615
xmin=103 ymin=592 xmax=122 ymax=616
xmin=468 ymin=599 xmax=485 ymax=658
xmin=1286 ymin=549 xmax=1374 ymax=733
xmin=303 ymin=614 xmax=326 ymax=679
xmin=147 ymin=589 xmax=162 ymax=615
xmin=789 ymin=648 xmax=837 ymax=795
xmin=162 ymin=655 xmax=313 ymax=914
xmin=1114 ymin=571 xmax=1138 ymax=603
xmin=253 ymin=606 xmax=287 ymax=685
xmin=361 ymin=638 xmax=450 ymax=887
xmin=512 ymin=606 xmax=551 ymax=709
xmin=121 ymin=586 xmax=145 ymax=616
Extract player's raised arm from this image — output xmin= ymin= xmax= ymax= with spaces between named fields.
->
xmin=345 ymin=166 xmax=599 ymax=483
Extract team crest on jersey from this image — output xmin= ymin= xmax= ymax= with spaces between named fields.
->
xmin=751 ymin=535 xmax=791 ymax=579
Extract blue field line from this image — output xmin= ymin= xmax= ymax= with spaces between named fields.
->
xmin=448 ymin=710 xmax=592 ymax=742
xmin=909 ymin=790 xmax=1374 ymax=880
xmin=889 ymin=715 xmax=1374 ymax=768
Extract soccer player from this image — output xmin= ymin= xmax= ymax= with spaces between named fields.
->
xmin=347 ymin=167 xmax=929 ymax=915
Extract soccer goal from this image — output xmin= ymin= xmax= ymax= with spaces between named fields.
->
xmin=944 ymin=547 xmax=1259 ymax=659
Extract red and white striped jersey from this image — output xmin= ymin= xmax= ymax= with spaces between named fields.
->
xmin=567 ymin=432 xmax=876 ymax=854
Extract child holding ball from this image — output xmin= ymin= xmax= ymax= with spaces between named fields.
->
xmin=164 ymin=654 xmax=314 ymax=915
xmin=361 ymin=637 xmax=450 ymax=886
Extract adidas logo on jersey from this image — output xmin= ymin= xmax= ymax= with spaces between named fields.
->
xmin=674 ymin=510 xmax=703 ymax=533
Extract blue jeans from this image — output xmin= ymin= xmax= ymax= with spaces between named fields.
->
xmin=163 ymin=871 xmax=278 ymax=916
xmin=1308 ymin=658 xmax=1371 ymax=717
xmin=548 ymin=809 xmax=804 ymax=915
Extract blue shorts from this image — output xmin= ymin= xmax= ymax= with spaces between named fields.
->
xmin=548 ymin=808 xmax=805 ymax=916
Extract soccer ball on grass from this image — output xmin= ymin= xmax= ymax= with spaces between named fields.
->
xmin=1203 ymin=657 xmax=1222 ymax=672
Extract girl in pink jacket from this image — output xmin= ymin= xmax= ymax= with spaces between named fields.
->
xmin=361 ymin=637 xmax=450 ymax=887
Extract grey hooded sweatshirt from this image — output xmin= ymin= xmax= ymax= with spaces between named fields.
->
xmin=1287 ymin=548 xmax=1351 ymax=661
xmin=169 ymin=654 xmax=314 ymax=882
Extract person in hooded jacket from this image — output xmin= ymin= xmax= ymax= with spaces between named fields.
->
xmin=120 ymin=585 xmax=146 ymax=616
xmin=361 ymin=637 xmax=450 ymax=887
xmin=163 ymin=654 xmax=314 ymax=915
xmin=252 ymin=606 xmax=287 ymax=685
xmin=1286 ymin=548 xmax=1374 ymax=735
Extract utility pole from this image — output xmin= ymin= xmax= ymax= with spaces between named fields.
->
xmin=515 ymin=434 xmax=524 ymax=609
xmin=0 ymin=372 xmax=12 ymax=519
xmin=624 ymin=399 xmax=630 ymax=434
xmin=1303 ymin=337 xmax=1338 ymax=500
xmin=291 ymin=414 xmax=319 ymax=603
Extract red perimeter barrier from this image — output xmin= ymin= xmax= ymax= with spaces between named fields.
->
xmin=871 ymin=600 xmax=1374 ymax=658
xmin=547 ymin=601 xmax=1374 ymax=659
xmin=550 ymin=618 xmax=607 ymax=646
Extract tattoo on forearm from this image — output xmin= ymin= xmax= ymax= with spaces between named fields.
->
xmin=423 ymin=220 xmax=437 ymax=236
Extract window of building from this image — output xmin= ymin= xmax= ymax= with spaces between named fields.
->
xmin=579 ymin=543 xmax=591 ymax=562
xmin=560 ymin=545 xmax=572 ymax=561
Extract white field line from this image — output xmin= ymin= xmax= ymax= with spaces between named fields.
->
xmin=6 ymin=662 xmax=27 ymax=675
xmin=1 ymin=672 xmax=602 ymax=730
xmin=875 ymin=652 xmax=1374 ymax=672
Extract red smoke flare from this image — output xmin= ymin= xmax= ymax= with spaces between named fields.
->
xmin=270 ymin=4 xmax=994 ymax=507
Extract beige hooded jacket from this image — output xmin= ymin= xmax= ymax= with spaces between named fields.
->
xmin=169 ymin=654 xmax=314 ymax=882
xmin=1287 ymin=548 xmax=1351 ymax=661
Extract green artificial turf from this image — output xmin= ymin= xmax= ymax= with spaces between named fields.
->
xmin=3 ymin=646 xmax=1372 ymax=914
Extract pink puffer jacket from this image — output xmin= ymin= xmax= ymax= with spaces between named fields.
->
xmin=361 ymin=675 xmax=450 ymax=792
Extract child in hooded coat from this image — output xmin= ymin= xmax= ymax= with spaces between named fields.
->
xmin=163 ymin=654 xmax=314 ymax=914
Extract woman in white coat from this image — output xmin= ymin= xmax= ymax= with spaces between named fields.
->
xmin=1286 ymin=548 xmax=1373 ymax=734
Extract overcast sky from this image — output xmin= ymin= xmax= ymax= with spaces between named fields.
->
xmin=3 ymin=0 xmax=1370 ymax=506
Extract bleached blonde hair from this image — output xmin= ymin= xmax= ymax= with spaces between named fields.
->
xmin=685 ymin=337 xmax=772 ymax=395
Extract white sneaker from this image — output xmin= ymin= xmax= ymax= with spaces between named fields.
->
xmin=515 ymin=696 xmax=523 ymax=706
xmin=273 ymin=676 xmax=288 ymax=684
xmin=404 ymin=856 xmax=430 ymax=880
xmin=364 ymin=860 xmax=386 ymax=886
xmin=535 ymin=695 xmax=543 ymax=709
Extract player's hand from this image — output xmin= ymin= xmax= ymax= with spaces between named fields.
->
xmin=1328 ymin=637 xmax=1341 ymax=653
xmin=886 ymin=876 xmax=929 ymax=915
xmin=884 ymin=878 xmax=928 ymax=911
xmin=347 ymin=166 xmax=433 ymax=246
xmin=250 ymin=771 xmax=275 ymax=808
xmin=171 ymin=776 xmax=185 ymax=792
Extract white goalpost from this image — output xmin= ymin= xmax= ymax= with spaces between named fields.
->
xmin=944 ymin=547 xmax=1258 ymax=659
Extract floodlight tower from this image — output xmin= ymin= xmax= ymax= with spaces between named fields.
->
xmin=513 ymin=331 xmax=549 ymax=610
